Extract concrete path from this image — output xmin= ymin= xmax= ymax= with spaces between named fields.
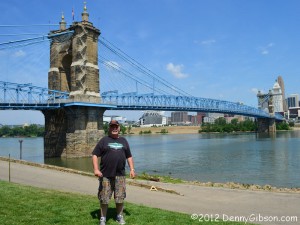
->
xmin=0 ymin=159 xmax=299 ymax=225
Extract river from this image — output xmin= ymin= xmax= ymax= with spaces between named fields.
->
xmin=1 ymin=131 xmax=300 ymax=188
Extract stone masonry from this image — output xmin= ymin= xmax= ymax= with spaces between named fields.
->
xmin=44 ymin=5 xmax=105 ymax=157
xmin=257 ymin=91 xmax=276 ymax=133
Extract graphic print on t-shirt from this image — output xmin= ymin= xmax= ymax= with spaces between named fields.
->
xmin=108 ymin=142 xmax=124 ymax=150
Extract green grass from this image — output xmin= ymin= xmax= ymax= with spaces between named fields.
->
xmin=135 ymin=172 xmax=184 ymax=184
xmin=0 ymin=180 xmax=254 ymax=225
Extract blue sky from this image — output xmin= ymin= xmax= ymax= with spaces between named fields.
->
xmin=1 ymin=0 xmax=300 ymax=124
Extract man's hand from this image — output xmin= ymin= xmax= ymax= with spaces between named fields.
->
xmin=130 ymin=170 xmax=136 ymax=179
xmin=94 ymin=169 xmax=103 ymax=177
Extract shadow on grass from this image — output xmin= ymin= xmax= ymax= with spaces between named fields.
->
xmin=91 ymin=208 xmax=131 ymax=222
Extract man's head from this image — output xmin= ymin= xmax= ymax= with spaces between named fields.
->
xmin=108 ymin=120 xmax=120 ymax=138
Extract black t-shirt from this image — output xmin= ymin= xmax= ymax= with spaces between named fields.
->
xmin=92 ymin=136 xmax=132 ymax=177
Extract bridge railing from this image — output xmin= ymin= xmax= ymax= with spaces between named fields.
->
xmin=0 ymin=81 xmax=69 ymax=109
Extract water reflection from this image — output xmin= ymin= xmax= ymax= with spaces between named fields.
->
xmin=45 ymin=157 xmax=93 ymax=172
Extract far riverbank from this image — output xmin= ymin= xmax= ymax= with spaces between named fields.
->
xmin=130 ymin=125 xmax=300 ymax=135
xmin=130 ymin=125 xmax=200 ymax=135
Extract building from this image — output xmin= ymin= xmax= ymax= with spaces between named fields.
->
xmin=139 ymin=111 xmax=167 ymax=127
xmin=196 ymin=112 xmax=206 ymax=125
xmin=171 ymin=111 xmax=189 ymax=125
xmin=224 ymin=114 xmax=249 ymax=123
xmin=188 ymin=115 xmax=197 ymax=125
xmin=287 ymin=94 xmax=299 ymax=108
xmin=203 ymin=113 xmax=224 ymax=123
xmin=186 ymin=112 xmax=206 ymax=125
xmin=286 ymin=94 xmax=300 ymax=120
xmin=272 ymin=80 xmax=283 ymax=113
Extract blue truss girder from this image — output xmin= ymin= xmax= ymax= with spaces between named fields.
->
xmin=0 ymin=81 xmax=69 ymax=109
xmin=101 ymin=93 xmax=284 ymax=120
xmin=0 ymin=81 xmax=284 ymax=120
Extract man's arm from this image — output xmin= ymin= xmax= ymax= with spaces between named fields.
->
xmin=92 ymin=154 xmax=102 ymax=177
xmin=127 ymin=157 xmax=135 ymax=178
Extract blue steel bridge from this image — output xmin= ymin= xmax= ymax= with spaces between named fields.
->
xmin=0 ymin=80 xmax=283 ymax=120
xmin=0 ymin=22 xmax=283 ymax=121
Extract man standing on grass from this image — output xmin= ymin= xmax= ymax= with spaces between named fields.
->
xmin=92 ymin=120 xmax=135 ymax=225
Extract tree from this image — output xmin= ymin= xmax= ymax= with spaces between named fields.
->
xmin=103 ymin=123 xmax=108 ymax=135
xmin=120 ymin=124 xmax=127 ymax=135
xmin=276 ymin=122 xmax=289 ymax=130
xmin=0 ymin=125 xmax=45 ymax=137
xmin=231 ymin=118 xmax=239 ymax=126
xmin=214 ymin=117 xmax=226 ymax=126
xmin=127 ymin=125 xmax=132 ymax=134
xmin=0 ymin=126 xmax=12 ymax=137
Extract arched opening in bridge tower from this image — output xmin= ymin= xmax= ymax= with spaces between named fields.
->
xmin=60 ymin=54 xmax=72 ymax=92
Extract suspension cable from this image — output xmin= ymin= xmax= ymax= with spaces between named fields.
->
xmin=99 ymin=36 xmax=192 ymax=97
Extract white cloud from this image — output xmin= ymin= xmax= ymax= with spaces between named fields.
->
xmin=201 ymin=39 xmax=216 ymax=45
xmin=13 ymin=50 xmax=26 ymax=57
xmin=260 ymin=43 xmax=274 ymax=55
xmin=104 ymin=61 xmax=120 ymax=70
xmin=194 ymin=39 xmax=216 ymax=45
xmin=166 ymin=63 xmax=188 ymax=79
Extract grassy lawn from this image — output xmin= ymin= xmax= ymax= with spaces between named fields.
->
xmin=0 ymin=181 xmax=254 ymax=225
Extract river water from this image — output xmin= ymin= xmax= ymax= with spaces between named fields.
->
xmin=1 ymin=131 xmax=300 ymax=188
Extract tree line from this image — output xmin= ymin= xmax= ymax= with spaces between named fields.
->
xmin=0 ymin=119 xmax=290 ymax=137
xmin=0 ymin=125 xmax=44 ymax=137
xmin=200 ymin=117 xmax=290 ymax=133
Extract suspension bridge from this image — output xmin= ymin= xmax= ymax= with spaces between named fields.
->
xmin=0 ymin=80 xmax=282 ymax=119
xmin=0 ymin=5 xmax=284 ymax=157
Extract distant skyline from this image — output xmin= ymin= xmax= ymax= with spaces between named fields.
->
xmin=1 ymin=0 xmax=300 ymax=124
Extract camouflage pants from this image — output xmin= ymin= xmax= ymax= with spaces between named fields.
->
xmin=98 ymin=176 xmax=126 ymax=204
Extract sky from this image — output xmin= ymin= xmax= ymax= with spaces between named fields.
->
xmin=1 ymin=0 xmax=300 ymax=124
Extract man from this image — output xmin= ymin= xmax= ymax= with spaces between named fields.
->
xmin=92 ymin=120 xmax=135 ymax=225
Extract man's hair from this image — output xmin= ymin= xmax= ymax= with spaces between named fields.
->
xmin=109 ymin=120 xmax=119 ymax=126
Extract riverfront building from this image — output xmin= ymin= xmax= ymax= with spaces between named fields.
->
xmin=287 ymin=94 xmax=299 ymax=108
xmin=203 ymin=113 xmax=224 ymax=123
xmin=171 ymin=111 xmax=189 ymax=125
xmin=139 ymin=111 xmax=167 ymax=127
xmin=286 ymin=94 xmax=300 ymax=120
xmin=272 ymin=80 xmax=284 ymax=113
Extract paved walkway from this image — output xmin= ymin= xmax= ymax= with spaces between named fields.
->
xmin=0 ymin=159 xmax=299 ymax=225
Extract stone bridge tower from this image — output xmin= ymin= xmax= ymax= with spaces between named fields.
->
xmin=43 ymin=5 xmax=105 ymax=157
xmin=257 ymin=90 xmax=276 ymax=133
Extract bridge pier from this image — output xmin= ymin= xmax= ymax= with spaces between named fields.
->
xmin=257 ymin=118 xmax=276 ymax=133
xmin=43 ymin=107 xmax=105 ymax=158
